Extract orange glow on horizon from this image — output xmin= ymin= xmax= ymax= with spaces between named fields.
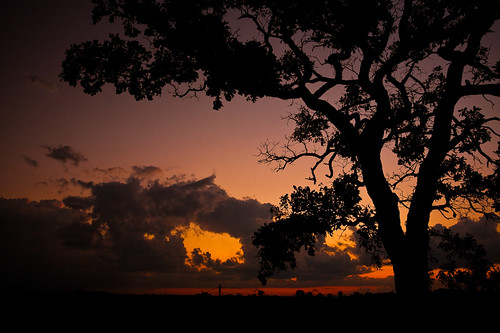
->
xmin=154 ymin=285 xmax=391 ymax=296
xmin=356 ymin=265 xmax=394 ymax=279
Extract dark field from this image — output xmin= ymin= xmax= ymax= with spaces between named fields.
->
xmin=2 ymin=290 xmax=498 ymax=329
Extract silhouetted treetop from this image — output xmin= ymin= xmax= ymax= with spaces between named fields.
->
xmin=61 ymin=0 xmax=500 ymax=294
xmin=62 ymin=1 xmax=500 ymax=108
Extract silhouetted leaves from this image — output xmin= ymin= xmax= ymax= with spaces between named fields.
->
xmin=289 ymin=107 xmax=329 ymax=145
xmin=253 ymin=173 xmax=379 ymax=284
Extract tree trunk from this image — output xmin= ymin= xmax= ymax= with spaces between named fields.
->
xmin=358 ymin=144 xmax=433 ymax=295
xmin=357 ymin=147 xmax=428 ymax=295
xmin=391 ymin=237 xmax=431 ymax=295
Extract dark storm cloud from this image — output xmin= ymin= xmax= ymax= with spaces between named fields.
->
xmin=0 ymin=175 xmax=273 ymax=292
xmin=23 ymin=156 xmax=38 ymax=167
xmin=0 ymin=170 xmax=409 ymax=292
xmin=449 ymin=217 xmax=500 ymax=262
xmin=264 ymin=232 xmax=379 ymax=287
xmin=42 ymin=145 xmax=88 ymax=166
xmin=197 ymin=197 xmax=272 ymax=238
xmin=0 ymin=198 xmax=109 ymax=292
xmin=0 ymin=195 xmax=191 ymax=293
xmin=432 ymin=216 xmax=500 ymax=264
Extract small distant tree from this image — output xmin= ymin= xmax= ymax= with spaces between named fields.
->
xmin=295 ymin=289 xmax=306 ymax=297
xmin=61 ymin=0 xmax=500 ymax=294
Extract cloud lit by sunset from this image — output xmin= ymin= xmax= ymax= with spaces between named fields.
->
xmin=0 ymin=167 xmax=399 ymax=294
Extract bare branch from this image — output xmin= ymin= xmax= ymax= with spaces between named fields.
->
xmin=475 ymin=144 xmax=495 ymax=165
xmin=170 ymin=81 xmax=207 ymax=98
xmin=483 ymin=125 xmax=500 ymax=138
xmin=258 ymin=136 xmax=341 ymax=184
xmin=387 ymin=74 xmax=411 ymax=112
xmin=238 ymin=12 xmax=275 ymax=52
xmin=390 ymin=171 xmax=419 ymax=190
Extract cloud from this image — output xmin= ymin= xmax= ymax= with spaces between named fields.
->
xmin=131 ymin=165 xmax=164 ymax=179
xmin=0 ymin=198 xmax=108 ymax=292
xmin=42 ymin=145 xmax=87 ymax=166
xmin=0 ymin=174 xmax=274 ymax=292
xmin=91 ymin=166 xmax=129 ymax=181
xmin=450 ymin=217 xmax=500 ymax=263
xmin=432 ymin=216 xmax=500 ymax=264
xmin=26 ymin=74 xmax=59 ymax=94
xmin=36 ymin=177 xmax=94 ymax=195
xmin=0 ymin=170 xmax=411 ymax=293
xmin=197 ymin=197 xmax=272 ymax=238
xmin=0 ymin=196 xmax=192 ymax=293
xmin=260 ymin=232 xmax=382 ymax=288
xmin=79 ymin=172 xmax=383 ymax=288
xmin=23 ymin=156 xmax=38 ymax=167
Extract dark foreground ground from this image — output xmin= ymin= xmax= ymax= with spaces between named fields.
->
xmin=1 ymin=290 xmax=498 ymax=329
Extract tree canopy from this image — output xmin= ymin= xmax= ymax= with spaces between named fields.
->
xmin=61 ymin=0 xmax=500 ymax=294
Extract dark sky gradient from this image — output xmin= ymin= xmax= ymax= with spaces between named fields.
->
xmin=0 ymin=0 xmax=311 ymax=204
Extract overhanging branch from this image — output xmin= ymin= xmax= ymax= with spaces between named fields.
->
xmin=459 ymin=83 xmax=500 ymax=98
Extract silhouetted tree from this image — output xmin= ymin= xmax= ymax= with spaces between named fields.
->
xmin=61 ymin=0 xmax=500 ymax=294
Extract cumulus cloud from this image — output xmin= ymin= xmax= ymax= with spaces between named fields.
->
xmin=0 ymin=198 xmax=108 ymax=292
xmin=42 ymin=145 xmax=87 ymax=166
xmin=431 ymin=216 xmax=500 ymax=265
xmin=131 ymin=165 xmax=164 ymax=179
xmin=448 ymin=217 xmax=500 ymax=263
xmin=262 ymin=232 xmax=383 ymax=288
xmin=4 ymin=169 xmax=436 ymax=293
xmin=0 ymin=196 xmax=194 ymax=293
xmin=0 ymin=174 xmax=275 ymax=292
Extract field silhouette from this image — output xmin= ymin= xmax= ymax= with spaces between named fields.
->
xmin=4 ymin=289 xmax=498 ymax=321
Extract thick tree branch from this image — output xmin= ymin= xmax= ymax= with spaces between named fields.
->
xmin=459 ymin=83 xmax=500 ymax=98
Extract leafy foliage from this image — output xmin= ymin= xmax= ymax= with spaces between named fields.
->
xmin=289 ymin=107 xmax=329 ymax=145
xmin=252 ymin=173 xmax=379 ymax=284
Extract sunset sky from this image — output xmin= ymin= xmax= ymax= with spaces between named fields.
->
xmin=1 ymin=0 xmax=500 ymax=295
